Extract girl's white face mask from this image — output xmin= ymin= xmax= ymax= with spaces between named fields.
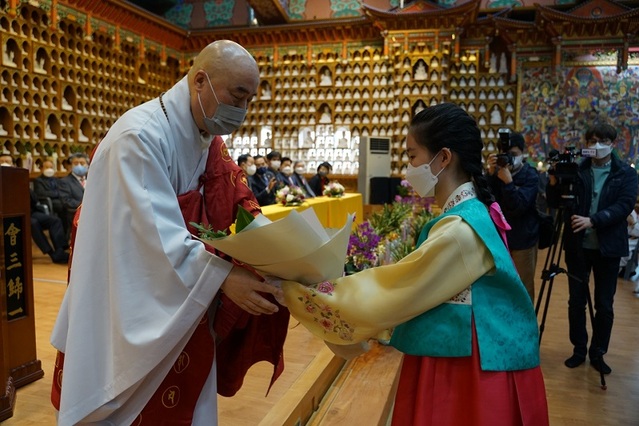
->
xmin=405 ymin=151 xmax=445 ymax=197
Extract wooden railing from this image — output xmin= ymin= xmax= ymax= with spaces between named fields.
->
xmin=261 ymin=341 xmax=403 ymax=426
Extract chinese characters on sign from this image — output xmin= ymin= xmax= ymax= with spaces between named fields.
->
xmin=4 ymin=216 xmax=27 ymax=320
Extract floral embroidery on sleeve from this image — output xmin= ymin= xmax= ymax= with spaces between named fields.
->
xmin=297 ymin=281 xmax=355 ymax=341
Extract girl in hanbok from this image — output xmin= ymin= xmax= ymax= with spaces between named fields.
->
xmin=281 ymin=103 xmax=549 ymax=425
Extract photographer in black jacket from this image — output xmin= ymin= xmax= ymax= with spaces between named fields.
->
xmin=487 ymin=130 xmax=540 ymax=302
xmin=547 ymin=122 xmax=637 ymax=375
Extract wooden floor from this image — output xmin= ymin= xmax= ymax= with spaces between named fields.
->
xmin=4 ymin=246 xmax=639 ymax=425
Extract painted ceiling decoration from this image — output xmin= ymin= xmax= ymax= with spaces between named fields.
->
xmin=126 ymin=0 xmax=534 ymax=30
xmin=246 ymin=0 xmax=289 ymax=25
xmin=54 ymin=0 xmax=638 ymax=59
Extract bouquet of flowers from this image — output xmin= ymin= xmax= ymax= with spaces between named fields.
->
xmin=276 ymin=185 xmax=305 ymax=206
xmin=193 ymin=206 xmax=355 ymax=285
xmin=344 ymin=221 xmax=383 ymax=274
xmin=323 ymin=181 xmax=345 ymax=198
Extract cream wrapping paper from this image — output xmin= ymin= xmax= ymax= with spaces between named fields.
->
xmin=196 ymin=208 xmax=354 ymax=285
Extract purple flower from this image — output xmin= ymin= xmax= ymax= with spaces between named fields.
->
xmin=346 ymin=221 xmax=381 ymax=271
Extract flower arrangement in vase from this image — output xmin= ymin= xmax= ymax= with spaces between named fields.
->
xmin=323 ymin=181 xmax=345 ymax=198
xmin=276 ymin=185 xmax=306 ymax=206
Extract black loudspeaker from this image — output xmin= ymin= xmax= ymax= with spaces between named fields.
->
xmin=369 ymin=177 xmax=402 ymax=204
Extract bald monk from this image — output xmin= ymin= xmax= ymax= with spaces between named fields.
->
xmin=50 ymin=40 xmax=284 ymax=425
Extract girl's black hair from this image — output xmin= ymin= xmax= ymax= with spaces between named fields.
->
xmin=409 ymin=102 xmax=494 ymax=207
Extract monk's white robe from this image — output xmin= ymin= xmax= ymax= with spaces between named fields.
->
xmin=282 ymin=184 xmax=495 ymax=345
xmin=51 ymin=77 xmax=232 ymax=425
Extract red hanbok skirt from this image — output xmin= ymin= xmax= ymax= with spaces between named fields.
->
xmin=391 ymin=325 xmax=549 ymax=426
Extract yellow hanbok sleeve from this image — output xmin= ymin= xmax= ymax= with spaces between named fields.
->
xmin=281 ymin=215 xmax=495 ymax=344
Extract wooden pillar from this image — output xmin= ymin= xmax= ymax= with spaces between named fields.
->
xmin=0 ymin=167 xmax=44 ymax=421
xmin=382 ymin=30 xmax=389 ymax=57
xmin=114 ymin=26 xmax=121 ymax=51
xmin=7 ymin=0 xmax=19 ymax=18
xmin=484 ymin=36 xmax=492 ymax=69
xmin=49 ymin=0 xmax=58 ymax=30
xmin=85 ymin=13 xmax=92 ymax=41
xmin=551 ymin=36 xmax=562 ymax=75
xmin=617 ymin=35 xmax=629 ymax=73
xmin=139 ymin=36 xmax=145 ymax=59
xmin=508 ymin=43 xmax=517 ymax=83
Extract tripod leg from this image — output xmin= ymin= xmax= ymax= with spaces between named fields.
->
xmin=537 ymin=214 xmax=565 ymax=345
xmin=537 ymin=277 xmax=555 ymax=344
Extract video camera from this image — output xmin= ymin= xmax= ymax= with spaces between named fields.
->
xmin=495 ymin=128 xmax=514 ymax=167
xmin=548 ymin=147 xmax=580 ymax=182
xmin=547 ymin=146 xmax=595 ymax=207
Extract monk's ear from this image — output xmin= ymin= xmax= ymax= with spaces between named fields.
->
xmin=193 ymin=70 xmax=208 ymax=92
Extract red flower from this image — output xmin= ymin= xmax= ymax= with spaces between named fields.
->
xmin=317 ymin=281 xmax=334 ymax=294
xmin=319 ymin=318 xmax=334 ymax=330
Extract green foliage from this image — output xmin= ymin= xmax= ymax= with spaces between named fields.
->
xmin=189 ymin=222 xmax=227 ymax=239
xmin=235 ymin=205 xmax=255 ymax=233
xmin=368 ymin=202 xmax=413 ymax=236
xmin=190 ymin=205 xmax=255 ymax=239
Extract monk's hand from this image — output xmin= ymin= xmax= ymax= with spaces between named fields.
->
xmin=263 ymin=276 xmax=287 ymax=307
xmin=221 ymin=265 xmax=284 ymax=315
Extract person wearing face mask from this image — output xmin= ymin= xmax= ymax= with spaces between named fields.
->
xmin=547 ymin=122 xmax=637 ymax=375
xmin=250 ymin=154 xmax=277 ymax=206
xmin=237 ymin=153 xmax=256 ymax=191
xmin=487 ymin=131 xmax=540 ymax=302
xmin=57 ymin=152 xmax=89 ymax=222
xmin=276 ymin=156 xmax=296 ymax=187
xmin=309 ymin=161 xmax=332 ymax=197
xmin=50 ymin=40 xmax=286 ymax=426
xmin=34 ymin=159 xmax=69 ymax=236
xmin=266 ymin=150 xmax=282 ymax=175
xmin=291 ymin=160 xmax=316 ymax=197
xmin=280 ymin=103 xmax=549 ymax=425
xmin=0 ymin=153 xmax=14 ymax=166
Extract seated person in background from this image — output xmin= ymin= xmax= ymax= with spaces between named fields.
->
xmin=237 ymin=154 xmax=256 ymax=191
xmin=250 ymin=154 xmax=277 ymax=206
xmin=33 ymin=159 xmax=69 ymax=235
xmin=58 ymin=153 xmax=89 ymax=217
xmin=266 ymin=150 xmax=282 ymax=175
xmin=0 ymin=153 xmax=14 ymax=167
xmin=309 ymin=161 xmax=332 ymax=197
xmin=277 ymin=156 xmax=296 ymax=187
xmin=291 ymin=160 xmax=315 ymax=197
xmin=30 ymin=189 xmax=69 ymax=264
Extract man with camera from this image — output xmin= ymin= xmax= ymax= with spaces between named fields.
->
xmin=487 ymin=129 xmax=540 ymax=302
xmin=547 ymin=123 xmax=637 ymax=375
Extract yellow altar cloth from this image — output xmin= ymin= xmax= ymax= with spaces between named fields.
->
xmin=261 ymin=193 xmax=363 ymax=229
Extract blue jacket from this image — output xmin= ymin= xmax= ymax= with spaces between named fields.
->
xmin=390 ymin=198 xmax=540 ymax=371
xmin=488 ymin=163 xmax=540 ymax=250
xmin=249 ymin=169 xmax=277 ymax=206
xmin=547 ymin=154 xmax=637 ymax=258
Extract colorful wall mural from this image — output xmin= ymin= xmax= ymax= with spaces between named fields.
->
xmin=520 ymin=65 xmax=639 ymax=165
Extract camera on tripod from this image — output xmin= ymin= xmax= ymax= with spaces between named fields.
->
xmin=548 ymin=147 xmax=579 ymax=182
xmin=547 ymin=146 xmax=592 ymax=207
xmin=495 ymin=128 xmax=514 ymax=167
